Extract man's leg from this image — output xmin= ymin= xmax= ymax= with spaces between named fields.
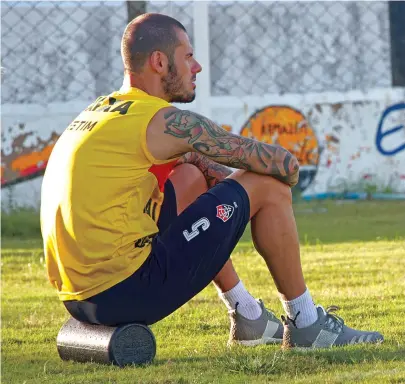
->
xmin=227 ymin=170 xmax=317 ymax=328
xmin=169 ymin=164 xmax=262 ymax=320
xmin=169 ymin=165 xmax=238 ymax=288
xmin=168 ymin=164 xmax=284 ymax=347
xmin=228 ymin=170 xmax=383 ymax=347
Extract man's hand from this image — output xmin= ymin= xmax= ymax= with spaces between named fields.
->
xmin=164 ymin=110 xmax=300 ymax=187
xmin=177 ymin=152 xmax=233 ymax=189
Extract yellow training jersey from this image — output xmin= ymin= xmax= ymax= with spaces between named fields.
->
xmin=40 ymin=86 xmax=177 ymax=301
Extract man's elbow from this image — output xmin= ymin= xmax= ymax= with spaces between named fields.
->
xmin=286 ymin=154 xmax=300 ymax=176
xmin=286 ymin=155 xmax=300 ymax=187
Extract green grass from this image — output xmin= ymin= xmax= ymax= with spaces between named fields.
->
xmin=2 ymin=201 xmax=405 ymax=383
xmin=1 ymin=207 xmax=42 ymax=238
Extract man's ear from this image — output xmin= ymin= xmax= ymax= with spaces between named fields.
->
xmin=149 ymin=51 xmax=168 ymax=74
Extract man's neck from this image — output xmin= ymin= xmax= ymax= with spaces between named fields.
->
xmin=122 ymin=72 xmax=168 ymax=101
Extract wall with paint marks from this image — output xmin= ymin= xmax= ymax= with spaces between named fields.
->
xmin=1 ymin=102 xmax=86 ymax=209
xmin=2 ymin=88 xmax=405 ymax=208
xmin=303 ymin=100 xmax=405 ymax=198
xmin=210 ymin=88 xmax=405 ymax=199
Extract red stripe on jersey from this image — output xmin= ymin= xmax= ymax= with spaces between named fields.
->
xmin=148 ymin=160 xmax=178 ymax=192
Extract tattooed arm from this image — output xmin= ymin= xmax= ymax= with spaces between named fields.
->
xmin=177 ymin=152 xmax=233 ymax=188
xmin=161 ymin=109 xmax=299 ymax=187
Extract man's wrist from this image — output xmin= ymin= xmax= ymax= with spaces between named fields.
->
xmin=177 ymin=152 xmax=232 ymax=188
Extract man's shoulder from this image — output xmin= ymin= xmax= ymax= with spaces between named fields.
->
xmin=147 ymin=106 xmax=178 ymax=129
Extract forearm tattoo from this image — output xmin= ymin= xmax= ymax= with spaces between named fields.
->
xmin=164 ymin=110 xmax=299 ymax=187
xmin=177 ymin=152 xmax=233 ymax=188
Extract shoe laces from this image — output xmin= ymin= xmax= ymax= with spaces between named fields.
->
xmin=317 ymin=305 xmax=344 ymax=332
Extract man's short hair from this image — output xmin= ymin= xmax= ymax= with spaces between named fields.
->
xmin=121 ymin=13 xmax=187 ymax=73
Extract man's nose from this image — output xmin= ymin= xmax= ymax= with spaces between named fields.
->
xmin=193 ymin=60 xmax=202 ymax=73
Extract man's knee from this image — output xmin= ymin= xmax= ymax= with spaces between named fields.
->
xmin=228 ymin=170 xmax=293 ymax=212
xmin=169 ymin=163 xmax=208 ymax=214
xmin=265 ymin=177 xmax=293 ymax=205
xmin=170 ymin=163 xmax=208 ymax=194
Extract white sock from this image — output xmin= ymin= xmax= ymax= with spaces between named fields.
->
xmin=280 ymin=288 xmax=318 ymax=328
xmin=219 ymin=281 xmax=262 ymax=320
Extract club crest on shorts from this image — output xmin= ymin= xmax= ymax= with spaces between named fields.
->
xmin=216 ymin=204 xmax=234 ymax=222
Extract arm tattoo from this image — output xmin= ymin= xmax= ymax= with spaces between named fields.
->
xmin=164 ymin=110 xmax=299 ymax=187
xmin=177 ymin=152 xmax=233 ymax=189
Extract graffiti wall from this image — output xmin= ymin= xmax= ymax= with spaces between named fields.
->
xmin=1 ymin=89 xmax=405 ymax=208
xmin=1 ymin=102 xmax=85 ymax=208
xmin=239 ymin=106 xmax=320 ymax=191
xmin=213 ymin=88 xmax=405 ymax=199
xmin=303 ymin=100 xmax=405 ymax=198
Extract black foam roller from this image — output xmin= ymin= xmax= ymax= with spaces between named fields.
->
xmin=57 ymin=317 xmax=156 ymax=366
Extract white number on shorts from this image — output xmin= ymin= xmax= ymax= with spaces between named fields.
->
xmin=183 ymin=217 xmax=210 ymax=242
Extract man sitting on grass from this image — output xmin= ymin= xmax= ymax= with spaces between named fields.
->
xmin=40 ymin=13 xmax=383 ymax=348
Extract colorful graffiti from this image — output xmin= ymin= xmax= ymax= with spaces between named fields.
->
xmin=239 ymin=106 xmax=319 ymax=191
xmin=1 ymin=124 xmax=59 ymax=187
xmin=376 ymin=102 xmax=405 ymax=156
xmin=2 ymin=100 xmax=405 ymax=204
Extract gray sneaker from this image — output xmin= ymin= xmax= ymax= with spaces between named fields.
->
xmin=228 ymin=300 xmax=284 ymax=347
xmin=282 ymin=305 xmax=384 ymax=349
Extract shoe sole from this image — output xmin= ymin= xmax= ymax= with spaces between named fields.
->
xmin=229 ymin=337 xmax=283 ymax=347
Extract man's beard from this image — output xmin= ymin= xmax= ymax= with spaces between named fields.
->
xmin=162 ymin=61 xmax=195 ymax=103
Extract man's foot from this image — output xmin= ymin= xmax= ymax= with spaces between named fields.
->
xmin=228 ymin=300 xmax=283 ymax=346
xmin=282 ymin=305 xmax=384 ymax=349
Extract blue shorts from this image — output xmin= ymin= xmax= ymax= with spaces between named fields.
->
xmin=64 ymin=179 xmax=250 ymax=326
